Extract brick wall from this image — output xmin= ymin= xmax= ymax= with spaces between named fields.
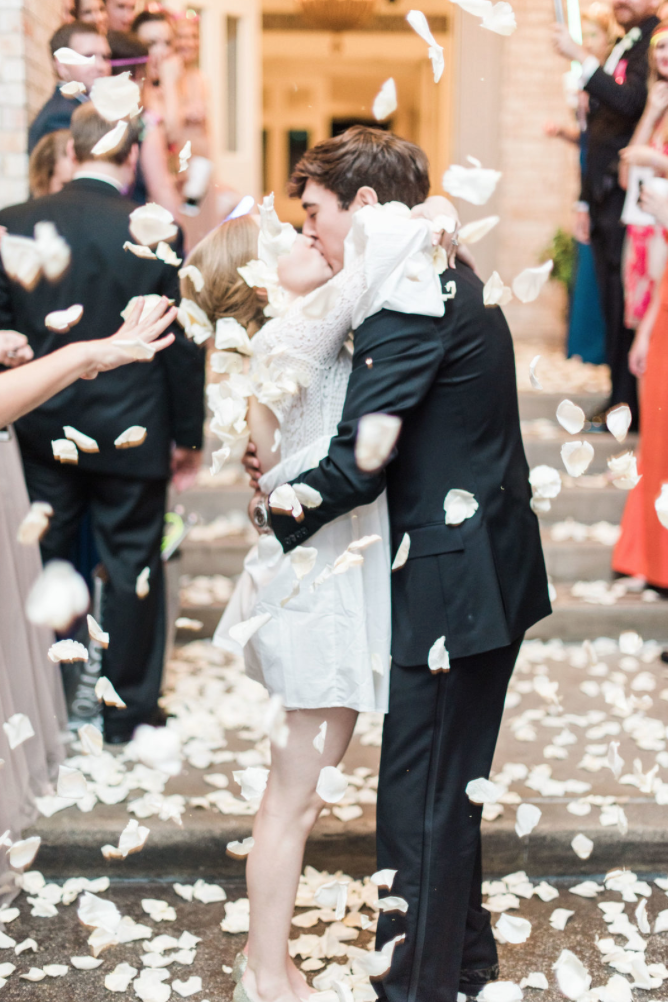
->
xmin=495 ymin=0 xmax=580 ymax=343
xmin=0 ymin=0 xmax=62 ymax=209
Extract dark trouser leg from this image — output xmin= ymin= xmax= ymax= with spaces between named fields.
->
xmin=459 ymin=835 xmax=499 ymax=991
xmin=589 ymin=194 xmax=638 ymax=428
xmin=20 ymin=454 xmax=89 ymax=567
xmin=375 ymin=636 xmax=523 ymax=1002
xmin=88 ymin=474 xmax=168 ymax=737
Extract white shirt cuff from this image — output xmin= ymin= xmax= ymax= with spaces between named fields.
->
xmin=580 ymin=55 xmax=600 ymax=86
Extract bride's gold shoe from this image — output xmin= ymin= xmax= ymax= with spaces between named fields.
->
xmin=233 ymin=978 xmax=254 ymax=1002
xmin=232 ymin=952 xmax=248 ymax=983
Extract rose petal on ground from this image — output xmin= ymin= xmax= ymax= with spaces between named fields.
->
xmin=226 ymin=837 xmax=254 ymax=860
xmin=495 ymin=913 xmax=532 ymax=944
xmin=57 ymin=765 xmax=88 ymax=800
xmin=553 ymin=950 xmax=591 ymax=1001
xmin=550 ymin=908 xmax=575 ymax=931
xmin=515 ymin=803 xmax=541 ymax=837
xmin=571 ymin=833 xmax=593 ymax=860
xmin=8 ymin=837 xmax=41 ymax=870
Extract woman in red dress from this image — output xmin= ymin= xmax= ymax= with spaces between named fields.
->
xmin=613 ymin=172 xmax=668 ymax=588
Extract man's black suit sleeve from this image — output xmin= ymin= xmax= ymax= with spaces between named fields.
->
xmin=157 ymin=260 xmax=206 ymax=450
xmin=584 ymin=48 xmax=650 ymax=121
xmin=271 ymin=309 xmax=445 ymax=552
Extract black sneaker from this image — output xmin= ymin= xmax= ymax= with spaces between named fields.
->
xmin=459 ymin=964 xmax=501 ymax=999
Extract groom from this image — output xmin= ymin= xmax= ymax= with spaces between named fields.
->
xmin=250 ymin=127 xmax=551 ymax=1002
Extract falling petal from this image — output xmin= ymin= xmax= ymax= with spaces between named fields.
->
xmin=44 ymin=303 xmax=83 ymax=332
xmin=63 ymin=425 xmax=98 ymax=453
xmin=60 ymin=81 xmax=86 ymax=97
xmin=459 ymin=216 xmax=500 ymax=244
xmin=443 ymin=488 xmax=478 ymax=525
xmin=443 ymin=161 xmax=502 ymax=206
xmin=373 ymin=78 xmax=398 ymax=121
xmin=512 ymin=260 xmax=553 ymax=303
xmin=2 ymin=713 xmax=35 ymax=750
xmin=87 ymin=614 xmax=109 ymax=648
xmin=291 ymin=546 xmax=318 ymax=580
xmin=123 ymin=241 xmax=157 ymax=260
xmin=428 ymin=635 xmax=450 ymax=673
xmin=136 ymin=566 xmax=150 ymax=598
xmin=483 ymin=271 xmax=513 ymax=307
xmin=515 ymin=803 xmax=541 ymax=837
xmin=529 ymin=355 xmax=543 ymax=390
xmin=355 ymin=413 xmax=402 ymax=472
xmin=392 ymin=533 xmax=411 ymax=570
xmin=155 ymin=241 xmax=182 ymax=267
xmin=95 ymin=676 xmax=127 ymax=708
xmin=293 ymin=483 xmax=323 ymax=508
xmin=466 ymin=777 xmax=504 ymax=804
xmin=178 ymin=264 xmax=204 ymax=292
xmin=606 ymin=404 xmax=632 ymax=443
xmin=313 ymin=721 xmax=327 ymax=754
xmin=129 ymin=203 xmax=178 ymax=247
xmin=48 ymin=639 xmax=88 ymax=663
xmin=91 ymin=120 xmax=128 ymax=157
xmin=115 ymin=425 xmax=147 ymax=449
xmin=226 ymin=837 xmax=254 ymax=859
xmin=52 ymin=438 xmax=78 ymax=464
xmin=233 ymin=766 xmax=269 ymax=801
xmin=316 ymin=766 xmax=348 ymax=804
xmin=371 ymin=869 xmax=397 ymax=890
xmin=608 ymin=451 xmax=641 ymax=490
xmin=17 ymin=503 xmax=52 ymax=545
xmin=406 ymin=10 xmax=445 ymax=82
xmin=215 ymin=317 xmax=253 ymax=354
xmin=25 ymin=560 xmax=88 ymax=630
xmin=561 ymin=441 xmax=594 ymax=478
xmin=529 ymin=465 xmax=562 ymax=499
xmin=78 ymin=723 xmax=103 ymax=756
xmin=654 ymin=485 xmax=668 ymax=527
xmin=54 ymin=46 xmax=95 ymax=65
xmin=481 ymin=2 xmax=517 ymax=36
xmin=8 ymin=836 xmax=41 ymax=870
xmin=571 ymin=833 xmax=594 ymax=860
xmin=556 ymin=399 xmax=586 ymax=435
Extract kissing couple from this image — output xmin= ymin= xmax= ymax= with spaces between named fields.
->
xmin=180 ymin=126 xmax=551 ymax=1002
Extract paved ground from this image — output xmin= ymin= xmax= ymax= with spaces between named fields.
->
xmin=1 ymin=876 xmax=667 ymax=1001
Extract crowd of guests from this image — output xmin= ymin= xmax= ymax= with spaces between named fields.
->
xmin=549 ymin=0 xmax=668 ymax=597
xmin=28 ymin=1 xmax=229 ymax=250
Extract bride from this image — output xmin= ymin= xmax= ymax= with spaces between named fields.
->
xmin=179 ymin=193 xmax=457 ymax=1002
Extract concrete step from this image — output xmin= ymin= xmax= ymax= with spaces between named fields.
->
xmin=542 ymin=536 xmax=614 ymax=583
xmin=527 ymin=585 xmax=668 ymax=641
xmin=537 ymin=485 xmax=627 ymax=525
xmin=523 ymin=431 xmax=638 ymax=475
xmin=518 ymin=391 xmax=608 ymax=423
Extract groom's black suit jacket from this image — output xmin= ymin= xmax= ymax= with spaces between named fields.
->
xmin=0 ymin=178 xmax=205 ymax=480
xmin=272 ymin=262 xmax=551 ymax=665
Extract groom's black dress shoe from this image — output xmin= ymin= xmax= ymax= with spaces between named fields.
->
xmin=459 ymin=964 xmax=501 ymax=998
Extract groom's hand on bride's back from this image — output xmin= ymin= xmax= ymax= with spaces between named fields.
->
xmin=243 ymin=441 xmax=263 ymax=490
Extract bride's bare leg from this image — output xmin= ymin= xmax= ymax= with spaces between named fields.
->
xmin=242 ymin=706 xmax=358 ymax=1002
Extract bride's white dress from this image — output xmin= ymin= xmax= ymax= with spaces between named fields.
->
xmin=213 ymin=204 xmax=446 ymax=713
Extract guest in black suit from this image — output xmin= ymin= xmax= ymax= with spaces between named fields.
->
xmin=554 ymin=0 xmax=661 ymax=429
xmin=249 ymin=128 xmax=551 ymax=1002
xmin=28 ymin=21 xmax=111 ymax=156
xmin=0 ymin=103 xmax=206 ymax=743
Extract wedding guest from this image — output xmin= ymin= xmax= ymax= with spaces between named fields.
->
xmin=0 ymin=104 xmax=205 ymax=744
xmin=28 ymin=21 xmax=110 ymax=155
xmin=74 ymin=0 xmax=108 ymax=32
xmin=108 ymin=31 xmax=182 ymax=218
xmin=28 ymin=130 xmax=76 ymax=198
xmin=0 ymin=333 xmax=67 ymax=903
xmin=544 ymin=3 xmax=619 ymax=364
xmin=620 ymin=23 xmax=668 ymax=329
xmin=613 ymin=182 xmax=668 ymax=588
xmin=104 ymin=0 xmax=137 ymax=33
xmin=132 ymin=10 xmax=184 ymax=150
xmin=553 ymin=0 xmax=661 ymax=430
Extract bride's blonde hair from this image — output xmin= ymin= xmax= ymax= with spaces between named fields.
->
xmin=180 ymin=215 xmax=266 ymax=335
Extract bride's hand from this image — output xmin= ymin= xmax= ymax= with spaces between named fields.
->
xmin=411 ymin=196 xmax=462 ymax=267
xmin=243 ymin=441 xmax=263 ymax=490
xmin=79 ymin=296 xmax=177 ymax=380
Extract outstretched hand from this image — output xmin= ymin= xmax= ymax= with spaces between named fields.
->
xmin=79 ymin=296 xmax=177 ymax=380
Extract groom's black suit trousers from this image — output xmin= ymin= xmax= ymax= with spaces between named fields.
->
xmin=374 ymin=636 xmax=523 ymax=1002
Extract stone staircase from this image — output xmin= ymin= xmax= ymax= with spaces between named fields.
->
xmin=173 ymin=389 xmax=668 ymax=645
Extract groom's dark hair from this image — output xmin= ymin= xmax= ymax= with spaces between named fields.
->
xmin=288 ymin=126 xmax=430 ymax=209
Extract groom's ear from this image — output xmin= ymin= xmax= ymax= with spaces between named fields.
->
xmin=350 ymin=186 xmax=379 ymax=210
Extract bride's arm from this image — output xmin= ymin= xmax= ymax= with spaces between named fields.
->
xmin=247 ymin=395 xmax=280 ymax=474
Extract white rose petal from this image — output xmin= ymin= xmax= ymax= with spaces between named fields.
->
xmin=376 ymin=895 xmax=409 ymax=914
xmin=44 ymin=303 xmax=83 ymax=332
xmin=2 ymin=713 xmax=35 ymax=750
xmin=406 ymin=10 xmax=444 ymax=81
xmin=136 ymin=566 xmax=150 ymax=598
xmin=20 ymin=968 xmax=46 ymax=981
xmin=482 ymin=2 xmax=517 ymax=36
xmin=290 ymin=546 xmax=318 ymax=581
xmin=371 ymin=869 xmax=397 ymax=890
xmin=35 ymin=221 xmax=71 ymax=281
xmin=520 ymin=974 xmax=548 ymax=991
xmin=571 ymin=833 xmax=594 ymax=860
xmin=43 ymin=964 xmax=68 ymax=977
xmin=515 ymin=803 xmax=541 ymax=837
xmin=129 ymin=203 xmax=178 ymax=247
xmin=17 ymin=502 xmax=52 ymax=545
xmin=373 ymin=78 xmax=397 ymax=121
xmin=105 ymin=962 xmax=137 ymax=992
xmin=479 ymin=982 xmax=524 ymax=1002
xmin=63 ymin=425 xmax=98 ymax=453
xmin=90 ymin=71 xmax=141 ymax=121
xmin=314 ymin=880 xmax=349 ymax=921
xmin=495 ymin=913 xmax=531 ymax=944
xmin=95 ymin=676 xmax=127 ymax=708
xmin=529 ymin=354 xmax=543 ymax=390
xmin=8 ymin=837 xmax=41 ymax=870
xmin=91 ymin=120 xmax=128 ymax=157
xmin=156 ymin=242 xmax=181 ymax=267
xmin=655 ymin=483 xmax=668 ymax=528
xmin=226 ymin=837 xmax=254 ymax=860
xmin=553 ymin=950 xmax=591 ymax=1001
xmin=355 ymin=413 xmax=402 ymax=472
xmin=459 ymin=216 xmax=500 ymax=245
xmin=123 ymin=241 xmax=157 ymax=260
xmin=428 ymin=635 xmax=450 ymax=673
xmin=78 ymin=723 xmax=103 ymax=756
xmin=556 ymin=399 xmax=586 ymax=435
xmin=561 ymin=441 xmax=594 ymax=478
xmin=178 ymin=265 xmax=204 ymax=292
xmin=608 ymin=451 xmax=641 ymax=490
xmin=550 ymin=908 xmax=575 ymax=931
xmin=60 ymin=81 xmax=86 ymax=97
xmin=391 ymin=532 xmax=411 ymax=570
xmin=221 ymin=898 xmax=250 ymax=934
xmin=54 ymin=46 xmax=95 ymax=65
xmin=71 ymin=956 xmax=103 ymax=970
xmin=316 ymin=766 xmax=348 ymax=804
xmin=444 ymin=488 xmax=478 ymax=525
xmin=293 ymin=483 xmax=323 ymax=508
xmin=313 ymin=721 xmax=327 ymax=754
xmin=173 ymin=978 xmax=202 ymax=998
xmin=512 ymin=260 xmax=553 ymax=303
xmin=120 ymin=294 xmax=165 ymax=324
xmin=48 ymin=639 xmax=88 ymax=664
xmin=483 ymin=271 xmax=513 ymax=307
xmin=87 ymin=614 xmax=109 ymax=648
xmin=115 ymin=425 xmax=147 ymax=449
xmin=52 ymin=438 xmax=78 ymax=464
xmin=606 ymin=404 xmax=632 ymax=443
xmin=529 ymin=465 xmax=561 ymax=500
xmin=0 ymin=234 xmax=42 ymax=289
xmin=600 ymin=974 xmax=633 ymax=1002
xmin=442 ymin=160 xmax=502 ymax=206
xmin=466 ymin=777 xmax=503 ymax=804
xmin=215 ymin=317 xmax=253 ymax=354
xmin=233 ymin=766 xmax=269 ymax=801
xmin=57 ymin=765 xmax=88 ymax=800
xmin=229 ymin=612 xmax=272 ymax=648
